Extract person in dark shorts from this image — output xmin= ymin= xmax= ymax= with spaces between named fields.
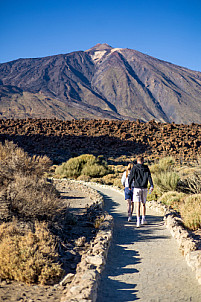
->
xmin=129 ymin=156 xmax=154 ymax=227
xmin=121 ymin=163 xmax=134 ymax=221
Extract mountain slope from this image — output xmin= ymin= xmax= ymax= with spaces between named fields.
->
xmin=0 ymin=43 xmax=201 ymax=123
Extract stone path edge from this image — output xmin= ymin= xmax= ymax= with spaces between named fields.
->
xmin=58 ymin=179 xmax=114 ymax=302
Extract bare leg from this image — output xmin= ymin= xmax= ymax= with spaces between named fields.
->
xmin=127 ymin=199 xmax=131 ymax=217
xmin=136 ymin=202 xmax=141 ymax=227
xmin=136 ymin=202 xmax=141 ymax=218
xmin=142 ymin=203 xmax=146 ymax=216
xmin=141 ymin=203 xmax=147 ymax=224
xmin=131 ymin=202 xmax=134 ymax=215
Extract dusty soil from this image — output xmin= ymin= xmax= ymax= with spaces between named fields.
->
xmin=0 ymin=179 xmax=102 ymax=302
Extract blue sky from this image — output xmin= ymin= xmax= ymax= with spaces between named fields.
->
xmin=0 ymin=0 xmax=201 ymax=71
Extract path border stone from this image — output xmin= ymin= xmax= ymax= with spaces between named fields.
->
xmin=60 ymin=180 xmax=114 ymax=302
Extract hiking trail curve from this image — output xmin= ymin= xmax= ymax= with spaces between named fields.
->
xmin=88 ymin=184 xmax=201 ymax=302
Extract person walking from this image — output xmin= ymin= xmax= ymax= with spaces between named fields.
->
xmin=129 ymin=156 xmax=153 ymax=227
xmin=121 ymin=163 xmax=134 ymax=221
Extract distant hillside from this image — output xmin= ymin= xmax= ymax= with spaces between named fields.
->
xmin=0 ymin=43 xmax=201 ymax=124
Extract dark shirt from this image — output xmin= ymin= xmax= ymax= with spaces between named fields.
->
xmin=128 ymin=163 xmax=153 ymax=189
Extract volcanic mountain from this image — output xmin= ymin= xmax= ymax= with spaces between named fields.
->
xmin=0 ymin=43 xmax=201 ymax=123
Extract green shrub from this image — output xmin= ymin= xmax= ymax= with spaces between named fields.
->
xmin=55 ymin=154 xmax=108 ymax=179
xmin=180 ymin=194 xmax=201 ymax=230
xmin=153 ymin=171 xmax=180 ymax=193
xmin=158 ymin=191 xmax=186 ymax=210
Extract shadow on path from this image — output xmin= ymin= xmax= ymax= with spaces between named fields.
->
xmin=95 ymin=190 xmax=168 ymax=302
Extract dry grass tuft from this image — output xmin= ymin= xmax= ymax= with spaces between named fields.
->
xmin=158 ymin=191 xmax=186 ymax=210
xmin=180 ymin=194 xmax=201 ymax=230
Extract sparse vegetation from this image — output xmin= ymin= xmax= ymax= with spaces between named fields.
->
xmin=0 ymin=141 xmax=64 ymax=223
xmin=147 ymin=156 xmax=201 ymax=230
xmin=0 ymin=141 xmax=68 ymax=284
xmin=1 ymin=138 xmax=201 ymax=287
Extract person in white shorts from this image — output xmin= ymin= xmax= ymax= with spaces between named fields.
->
xmin=128 ymin=156 xmax=154 ymax=227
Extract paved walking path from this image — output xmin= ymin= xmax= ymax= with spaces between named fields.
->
xmin=89 ymin=185 xmax=201 ymax=302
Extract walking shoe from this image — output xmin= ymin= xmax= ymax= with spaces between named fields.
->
xmin=136 ymin=221 xmax=140 ymax=228
xmin=141 ymin=218 xmax=147 ymax=225
xmin=128 ymin=216 xmax=132 ymax=222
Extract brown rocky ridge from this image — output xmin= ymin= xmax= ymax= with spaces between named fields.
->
xmin=0 ymin=43 xmax=201 ymax=124
xmin=0 ymin=118 xmax=200 ymax=163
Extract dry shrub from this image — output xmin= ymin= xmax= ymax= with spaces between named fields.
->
xmin=177 ymin=166 xmax=197 ymax=178
xmin=0 ymin=141 xmax=52 ymax=188
xmin=180 ymin=194 xmax=201 ymax=230
xmin=109 ymin=164 xmax=125 ymax=173
xmin=158 ymin=191 xmax=186 ymax=210
xmin=102 ymin=174 xmax=117 ymax=185
xmin=77 ymin=174 xmax=91 ymax=182
xmin=184 ymin=171 xmax=201 ymax=194
xmin=2 ymin=175 xmax=63 ymax=221
xmin=0 ymin=141 xmax=63 ymax=222
xmin=113 ymin=178 xmax=122 ymax=188
xmin=90 ymin=177 xmax=104 ymax=184
xmin=55 ymin=154 xmax=108 ymax=179
xmin=0 ymin=220 xmax=64 ymax=284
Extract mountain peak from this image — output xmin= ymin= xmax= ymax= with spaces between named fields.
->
xmin=86 ymin=43 xmax=113 ymax=52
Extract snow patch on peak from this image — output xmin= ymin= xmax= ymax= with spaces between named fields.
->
xmin=90 ymin=50 xmax=107 ymax=63
xmin=111 ymin=48 xmax=123 ymax=53
xmin=89 ymin=48 xmax=124 ymax=64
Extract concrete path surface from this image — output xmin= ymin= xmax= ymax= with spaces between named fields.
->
xmin=89 ymin=185 xmax=201 ymax=302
